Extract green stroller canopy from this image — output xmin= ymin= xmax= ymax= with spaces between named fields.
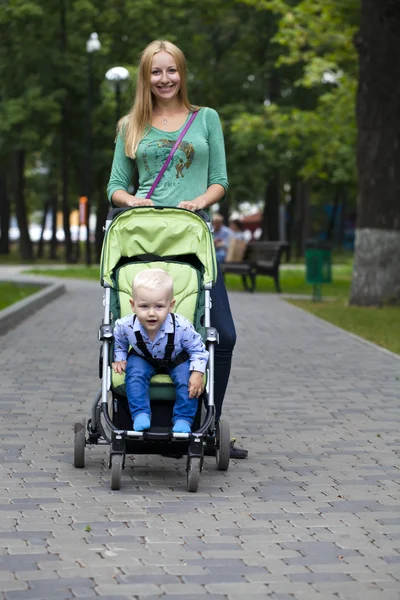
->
xmin=100 ymin=207 xmax=217 ymax=287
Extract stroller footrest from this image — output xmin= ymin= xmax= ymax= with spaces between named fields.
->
xmin=144 ymin=429 xmax=189 ymax=441
xmin=122 ymin=428 xmax=190 ymax=442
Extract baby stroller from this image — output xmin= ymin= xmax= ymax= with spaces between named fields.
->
xmin=73 ymin=206 xmax=231 ymax=492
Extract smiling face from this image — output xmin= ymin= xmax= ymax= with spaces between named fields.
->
xmin=130 ymin=286 xmax=175 ymax=340
xmin=150 ymin=51 xmax=181 ymax=103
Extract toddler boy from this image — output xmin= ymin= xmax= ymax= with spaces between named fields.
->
xmin=112 ymin=269 xmax=209 ymax=433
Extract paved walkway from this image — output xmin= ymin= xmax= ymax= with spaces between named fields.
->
xmin=1 ymin=270 xmax=400 ymax=599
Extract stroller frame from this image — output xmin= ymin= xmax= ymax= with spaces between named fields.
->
xmin=74 ymin=207 xmax=231 ymax=492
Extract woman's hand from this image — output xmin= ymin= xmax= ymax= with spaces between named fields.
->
xmin=129 ymin=197 xmax=154 ymax=207
xmin=111 ymin=190 xmax=154 ymax=208
xmin=177 ymin=198 xmax=206 ymax=212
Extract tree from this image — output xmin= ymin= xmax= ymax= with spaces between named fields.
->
xmin=2 ymin=0 xmax=362 ymax=261
xmin=0 ymin=0 xmax=63 ymax=259
xmin=350 ymin=0 xmax=400 ymax=305
xmin=0 ymin=167 xmax=10 ymax=255
xmin=234 ymin=0 xmax=359 ymax=251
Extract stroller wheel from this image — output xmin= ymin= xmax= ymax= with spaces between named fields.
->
xmin=216 ymin=420 xmax=230 ymax=471
xmin=110 ymin=454 xmax=123 ymax=490
xmin=186 ymin=457 xmax=201 ymax=493
xmin=73 ymin=417 xmax=86 ymax=468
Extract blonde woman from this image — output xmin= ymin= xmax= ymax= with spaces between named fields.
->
xmin=107 ymin=40 xmax=247 ymax=458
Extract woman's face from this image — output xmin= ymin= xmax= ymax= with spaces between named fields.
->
xmin=150 ymin=51 xmax=181 ymax=102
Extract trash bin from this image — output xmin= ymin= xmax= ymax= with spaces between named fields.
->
xmin=305 ymin=239 xmax=332 ymax=301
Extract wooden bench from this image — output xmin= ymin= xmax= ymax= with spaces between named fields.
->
xmin=220 ymin=241 xmax=287 ymax=293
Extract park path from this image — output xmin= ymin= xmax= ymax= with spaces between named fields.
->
xmin=0 ymin=270 xmax=399 ymax=599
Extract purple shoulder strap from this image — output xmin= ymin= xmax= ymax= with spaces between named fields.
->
xmin=145 ymin=110 xmax=199 ymax=199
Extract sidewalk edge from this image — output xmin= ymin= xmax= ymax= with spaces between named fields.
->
xmin=0 ymin=280 xmax=66 ymax=336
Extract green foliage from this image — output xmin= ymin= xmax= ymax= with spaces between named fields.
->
xmin=0 ymin=0 xmax=360 ymax=223
xmin=233 ymin=0 xmax=359 ymax=193
xmin=271 ymin=0 xmax=359 ymax=76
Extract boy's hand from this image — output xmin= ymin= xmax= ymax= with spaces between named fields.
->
xmin=112 ymin=360 xmax=127 ymax=375
xmin=188 ymin=371 xmax=204 ymax=398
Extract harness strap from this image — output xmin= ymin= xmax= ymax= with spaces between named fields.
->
xmin=130 ymin=313 xmax=189 ymax=371
xmin=164 ymin=313 xmax=176 ymax=362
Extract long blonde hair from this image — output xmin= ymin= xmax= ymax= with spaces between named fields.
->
xmin=121 ymin=40 xmax=197 ymax=159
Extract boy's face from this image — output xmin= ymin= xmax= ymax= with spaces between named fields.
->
xmin=130 ymin=287 xmax=175 ymax=338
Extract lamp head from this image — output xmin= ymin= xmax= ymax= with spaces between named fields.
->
xmin=87 ymin=32 xmax=101 ymax=53
xmin=105 ymin=66 xmax=130 ymax=82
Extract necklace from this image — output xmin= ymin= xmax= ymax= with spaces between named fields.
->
xmin=154 ymin=108 xmax=185 ymax=124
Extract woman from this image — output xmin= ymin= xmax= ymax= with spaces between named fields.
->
xmin=107 ymin=40 xmax=247 ymax=458
xmin=229 ymin=219 xmax=246 ymax=241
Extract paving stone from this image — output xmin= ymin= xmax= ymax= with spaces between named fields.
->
xmin=206 ymin=582 xmax=269 ymax=594
xmin=140 ymin=596 xmax=226 ymax=600
xmin=160 ymin=584 xmax=208 ymax=594
xmin=117 ymin=574 xmax=180 ymax=585
xmin=5 ymin=593 xmax=72 ymax=600
xmin=1 ymin=272 xmax=400 ymax=597
xmin=94 ymin=584 xmax=162 ymax=596
xmin=181 ymin=573 xmax=245 ymax=584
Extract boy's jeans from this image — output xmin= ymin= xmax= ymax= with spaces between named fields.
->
xmin=125 ymin=354 xmax=198 ymax=426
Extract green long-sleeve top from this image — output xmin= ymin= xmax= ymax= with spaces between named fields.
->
xmin=107 ymin=107 xmax=228 ymax=207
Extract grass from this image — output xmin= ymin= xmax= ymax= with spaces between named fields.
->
xmin=0 ymin=242 xmax=90 ymax=265
xmin=23 ymin=264 xmax=352 ymax=296
xmin=0 ymin=282 xmax=42 ymax=311
xmin=289 ymin=248 xmax=354 ymax=267
xmin=18 ymin=262 xmax=400 ymax=356
xmin=25 ymin=266 xmax=100 ymax=281
xmin=288 ymin=298 xmax=400 ymax=355
xmin=225 ymin=265 xmax=352 ymax=298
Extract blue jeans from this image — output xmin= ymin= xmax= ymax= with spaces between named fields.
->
xmin=125 ymin=354 xmax=198 ymax=425
xmin=215 ymin=248 xmax=227 ymax=263
xmin=211 ymin=265 xmax=237 ymax=422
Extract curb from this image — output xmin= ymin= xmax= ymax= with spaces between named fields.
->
xmin=0 ymin=279 xmax=66 ymax=336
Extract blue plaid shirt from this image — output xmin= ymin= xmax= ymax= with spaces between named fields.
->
xmin=113 ymin=312 xmax=209 ymax=373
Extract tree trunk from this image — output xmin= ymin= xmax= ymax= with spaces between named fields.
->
xmin=0 ymin=168 xmax=10 ymax=255
xmin=37 ymin=201 xmax=49 ymax=259
xmin=60 ymin=0 xmax=73 ymax=263
xmin=350 ymin=0 xmax=400 ymax=305
xmin=294 ymin=180 xmax=310 ymax=258
xmin=339 ymin=187 xmax=347 ymax=249
xmin=61 ymin=112 xmax=72 ymax=262
xmin=261 ymin=174 xmax=280 ymax=241
xmin=302 ymin=183 xmax=311 ymax=253
xmin=49 ymin=183 xmax=58 ymax=260
xmin=14 ymin=150 xmax=33 ymax=260
xmin=218 ymin=196 xmax=230 ymax=224
xmin=284 ymin=179 xmax=296 ymax=263
xmin=294 ymin=180 xmax=302 ymax=258
xmin=326 ymin=186 xmax=340 ymax=242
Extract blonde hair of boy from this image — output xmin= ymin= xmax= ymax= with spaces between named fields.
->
xmin=119 ymin=40 xmax=198 ymax=158
xmin=132 ymin=269 xmax=174 ymax=300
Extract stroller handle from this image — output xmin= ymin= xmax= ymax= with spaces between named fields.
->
xmin=106 ymin=206 xmax=210 ymax=223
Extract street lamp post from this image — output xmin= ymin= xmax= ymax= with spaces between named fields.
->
xmin=105 ymin=67 xmax=130 ymax=123
xmin=85 ymin=32 xmax=101 ymax=266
